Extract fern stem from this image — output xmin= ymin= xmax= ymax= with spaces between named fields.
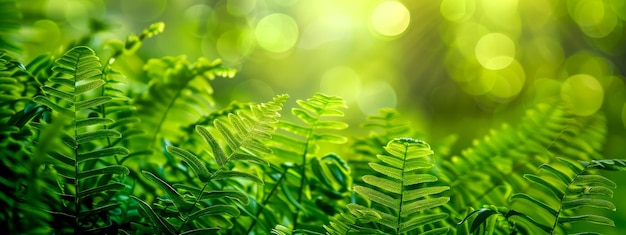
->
xmin=293 ymin=130 xmax=313 ymax=229
xmin=179 ymin=182 xmax=209 ymax=233
xmin=549 ymin=164 xmax=588 ymax=234
xmin=395 ymin=144 xmax=409 ymax=235
xmin=245 ymin=167 xmax=289 ymax=234
xmin=150 ymin=85 xmax=184 ymax=147
xmin=73 ymin=53 xmax=81 ymax=233
xmin=100 ymin=61 xmax=121 ymax=165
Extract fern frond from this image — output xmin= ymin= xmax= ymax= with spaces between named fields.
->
xmin=349 ymin=138 xmax=450 ymax=235
xmin=0 ymin=51 xmax=54 ymax=234
xmin=441 ymin=103 xmax=608 ymax=215
xmin=463 ymin=158 xmax=626 ymax=234
xmin=135 ymin=95 xmax=287 ymax=233
xmin=270 ymin=93 xmax=348 ymax=162
xmin=133 ymin=55 xmax=236 ymax=150
xmin=352 ymin=108 xmax=415 ymax=159
xmin=31 ymin=46 xmax=130 ymax=233
xmin=261 ymin=93 xmax=348 ymax=229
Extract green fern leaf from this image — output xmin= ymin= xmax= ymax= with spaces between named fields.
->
xmin=261 ymin=93 xmax=347 ymax=230
xmin=30 ymin=46 xmax=130 ymax=233
xmin=74 ymin=117 xmax=114 ymax=128
xmin=134 ymin=55 xmax=236 ymax=149
xmin=196 ymin=125 xmax=229 ymax=167
xmin=137 ymin=95 xmax=286 ymax=233
xmin=212 ymin=170 xmax=263 ymax=184
xmin=196 ymin=189 xmax=249 ymax=205
xmin=562 ymin=198 xmax=615 ymax=211
xmin=131 ymin=196 xmax=178 ymax=235
xmin=77 ymin=165 xmax=129 ymax=179
xmin=509 ymin=193 xmax=558 ymax=216
xmin=76 ymin=146 xmax=129 ymax=162
xmin=572 ymin=175 xmax=616 ymax=188
xmin=166 ymin=145 xmax=211 ymax=181
xmin=467 ymin=157 xmax=626 ymax=234
xmin=76 ymin=129 xmax=121 ymax=144
xmin=523 ymin=174 xmax=565 ymax=198
xmin=74 ymin=96 xmax=111 ymax=110
xmin=352 ymin=138 xmax=450 ymax=234
xmin=141 ymin=170 xmax=193 ymax=212
xmin=187 ymin=205 xmax=240 ymax=222
xmin=559 ymin=215 xmax=615 ymax=226
xmin=179 ymin=228 xmax=221 ymax=235
xmin=442 ymin=103 xmax=608 ymax=215
xmin=77 ymin=182 xmax=126 ymax=201
xmin=353 ymin=186 xmax=397 ymax=208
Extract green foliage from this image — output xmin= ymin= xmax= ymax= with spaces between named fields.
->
xmin=133 ymin=55 xmax=237 ymax=150
xmin=346 ymin=138 xmax=450 ymax=235
xmin=441 ymin=103 xmax=608 ymax=217
xmin=0 ymin=0 xmax=20 ymax=54
xmin=0 ymin=50 xmax=53 ymax=234
xmin=131 ymin=95 xmax=287 ymax=234
xmin=30 ymin=46 xmax=130 ymax=234
xmin=461 ymin=158 xmax=626 ymax=234
xmin=256 ymin=93 xmax=350 ymax=231
xmin=2 ymin=11 xmax=626 ymax=235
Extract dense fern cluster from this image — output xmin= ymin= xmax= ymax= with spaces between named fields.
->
xmin=1 ymin=20 xmax=625 ymax=235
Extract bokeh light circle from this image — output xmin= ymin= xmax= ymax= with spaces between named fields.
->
xmin=569 ymin=0 xmax=618 ymax=38
xmin=255 ymin=14 xmax=299 ymax=53
xmin=31 ymin=20 xmax=62 ymax=47
xmin=461 ymin=68 xmax=496 ymax=95
xmin=216 ymin=28 xmax=256 ymax=63
xmin=485 ymin=60 xmax=526 ymax=100
xmin=561 ymin=74 xmax=604 ymax=116
xmin=475 ymin=33 xmax=516 ymax=70
xmin=357 ymin=81 xmax=397 ymax=115
xmin=371 ymin=1 xmax=411 ymax=37
xmin=320 ymin=67 xmax=361 ymax=103
xmin=440 ymin=0 xmax=475 ymax=22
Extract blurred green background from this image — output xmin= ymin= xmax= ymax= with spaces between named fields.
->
xmin=9 ymin=0 xmax=626 ymax=232
xmin=15 ymin=0 xmax=626 ymax=149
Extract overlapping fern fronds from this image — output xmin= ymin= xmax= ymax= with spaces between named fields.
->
xmin=331 ymin=138 xmax=450 ymax=235
xmin=0 ymin=51 xmax=54 ymax=234
xmin=352 ymin=108 xmax=414 ymax=159
xmin=131 ymin=95 xmax=287 ymax=234
xmin=259 ymin=93 xmax=349 ymax=230
xmin=31 ymin=46 xmax=130 ymax=234
xmin=441 ymin=103 xmax=608 ymax=215
xmin=133 ymin=55 xmax=236 ymax=150
xmin=461 ymin=158 xmax=626 ymax=234
xmin=98 ymin=22 xmax=166 ymax=166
